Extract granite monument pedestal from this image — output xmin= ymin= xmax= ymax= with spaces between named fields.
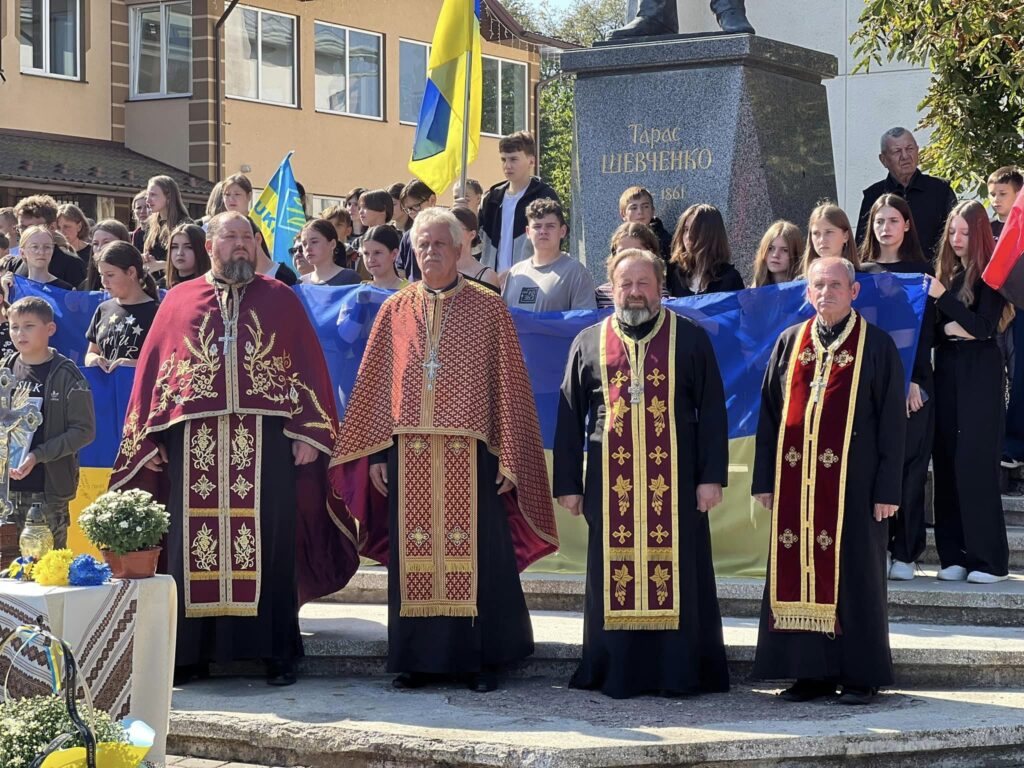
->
xmin=561 ymin=35 xmax=838 ymax=282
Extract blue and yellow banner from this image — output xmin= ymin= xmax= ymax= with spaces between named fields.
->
xmin=408 ymin=0 xmax=483 ymax=195
xmin=249 ymin=151 xmax=305 ymax=265
xmin=16 ymin=273 xmax=927 ymax=576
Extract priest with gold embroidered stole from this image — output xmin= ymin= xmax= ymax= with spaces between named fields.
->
xmin=109 ymin=212 xmax=359 ymax=687
xmin=330 ymin=208 xmax=558 ymax=693
xmin=553 ymin=249 xmax=730 ymax=699
xmin=752 ymin=257 xmax=905 ymax=706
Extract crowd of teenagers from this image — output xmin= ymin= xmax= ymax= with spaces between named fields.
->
xmin=0 ymin=125 xmax=1018 ymax=583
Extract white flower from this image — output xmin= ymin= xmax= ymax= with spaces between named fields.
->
xmin=136 ymin=526 xmax=142 ymax=532
xmin=118 ymin=521 xmax=129 ymax=529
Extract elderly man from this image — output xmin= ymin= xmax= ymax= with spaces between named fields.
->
xmin=752 ymin=256 xmax=906 ymax=705
xmin=110 ymin=211 xmax=359 ymax=687
xmin=553 ymin=248 xmax=730 ymax=699
xmin=331 ymin=207 xmax=559 ymax=693
xmin=856 ymin=127 xmax=957 ymax=260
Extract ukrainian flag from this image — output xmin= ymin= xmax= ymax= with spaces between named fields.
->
xmin=408 ymin=0 xmax=483 ymax=194
xmin=250 ymin=151 xmax=305 ymax=265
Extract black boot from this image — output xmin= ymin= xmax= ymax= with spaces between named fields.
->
xmin=607 ymin=0 xmax=678 ymax=40
xmin=710 ymin=0 xmax=755 ymax=34
xmin=266 ymin=657 xmax=296 ymax=686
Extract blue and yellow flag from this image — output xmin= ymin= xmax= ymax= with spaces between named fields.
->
xmin=250 ymin=151 xmax=305 ymax=265
xmin=408 ymin=0 xmax=482 ymax=194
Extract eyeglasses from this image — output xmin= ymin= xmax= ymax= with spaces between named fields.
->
xmin=288 ymin=245 xmax=304 ymax=256
xmin=22 ymin=244 xmax=54 ymax=254
xmin=402 ymin=200 xmax=427 ymax=216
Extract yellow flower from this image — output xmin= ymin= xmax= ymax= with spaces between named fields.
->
xmin=33 ymin=549 xmax=75 ymax=586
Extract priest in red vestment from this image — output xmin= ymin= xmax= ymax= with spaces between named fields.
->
xmin=109 ymin=211 xmax=359 ymax=686
xmin=752 ymin=256 xmax=905 ymax=705
xmin=330 ymin=207 xmax=558 ymax=693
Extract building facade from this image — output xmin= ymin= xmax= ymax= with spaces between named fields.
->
xmin=0 ymin=0 xmax=553 ymax=220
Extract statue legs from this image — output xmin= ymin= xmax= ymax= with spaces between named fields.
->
xmin=608 ymin=0 xmax=755 ymax=40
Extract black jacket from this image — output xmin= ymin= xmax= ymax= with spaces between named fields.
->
xmin=478 ymin=176 xmax=560 ymax=271
xmin=10 ymin=246 xmax=86 ymax=287
xmin=667 ymin=262 xmax=745 ymax=298
xmin=856 ymin=170 xmax=957 ymax=261
xmin=649 ymin=217 xmax=674 ymax=262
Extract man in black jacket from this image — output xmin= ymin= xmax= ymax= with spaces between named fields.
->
xmin=479 ymin=132 xmax=559 ymax=274
xmin=855 ymin=127 xmax=957 ymax=261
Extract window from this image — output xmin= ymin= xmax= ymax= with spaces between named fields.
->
xmin=131 ymin=2 xmax=192 ymax=98
xmin=310 ymin=195 xmax=343 ymax=215
xmin=399 ymin=39 xmax=429 ymax=124
xmin=482 ymin=56 xmax=527 ymax=137
xmin=19 ymin=0 xmax=80 ymax=79
xmin=225 ymin=6 xmax=296 ymax=106
xmin=314 ymin=22 xmax=382 ymax=119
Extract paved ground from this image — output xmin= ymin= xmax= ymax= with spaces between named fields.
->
xmin=167 ymin=676 xmax=1024 ymax=767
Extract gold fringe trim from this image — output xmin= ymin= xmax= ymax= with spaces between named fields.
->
xmin=185 ymin=606 xmax=259 ymax=618
xmin=445 ymin=560 xmax=474 ymax=573
xmin=399 ymin=604 xmax=479 ymax=618
xmin=604 ymin=616 xmax=679 ymax=632
xmin=609 ymin=547 xmax=634 ymax=561
xmin=647 ymin=547 xmax=673 ymax=560
xmin=405 ymin=560 xmax=435 ymax=573
xmin=772 ymin=608 xmax=837 ymax=634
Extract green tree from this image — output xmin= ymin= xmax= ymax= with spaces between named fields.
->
xmin=499 ymin=0 xmax=623 ymax=216
xmin=852 ymin=1 xmax=1024 ymax=196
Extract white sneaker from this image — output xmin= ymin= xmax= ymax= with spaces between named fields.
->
xmin=888 ymin=560 xmax=915 ymax=580
xmin=967 ymin=570 xmax=1009 ymax=584
xmin=936 ymin=565 xmax=968 ymax=581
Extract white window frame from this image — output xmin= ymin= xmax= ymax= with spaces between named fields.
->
xmin=129 ymin=2 xmax=193 ymax=100
xmin=481 ymin=54 xmax=529 ymax=139
xmin=398 ymin=38 xmax=430 ymax=127
xmin=226 ymin=5 xmax=298 ymax=108
xmin=19 ymin=0 xmax=81 ymax=81
xmin=310 ymin=195 xmax=344 ymax=215
xmin=313 ymin=20 xmax=384 ymax=122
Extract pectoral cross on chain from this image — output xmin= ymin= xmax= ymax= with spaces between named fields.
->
xmin=0 ymin=370 xmax=42 ymax=518
xmin=423 ymin=352 xmax=442 ymax=391
xmin=219 ymin=326 xmax=236 ymax=356
xmin=810 ymin=375 xmax=828 ymax=403
xmin=628 ymin=378 xmax=644 ymax=405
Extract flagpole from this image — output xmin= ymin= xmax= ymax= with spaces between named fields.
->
xmin=458 ymin=0 xmax=474 ymax=198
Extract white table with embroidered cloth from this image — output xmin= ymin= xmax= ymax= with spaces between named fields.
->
xmin=0 ymin=574 xmax=176 ymax=764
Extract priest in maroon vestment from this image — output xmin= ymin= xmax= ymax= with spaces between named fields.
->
xmin=109 ymin=211 xmax=359 ymax=686
xmin=330 ymin=207 xmax=558 ymax=693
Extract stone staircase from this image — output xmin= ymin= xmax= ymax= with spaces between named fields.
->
xmin=167 ymin=494 xmax=1024 ymax=767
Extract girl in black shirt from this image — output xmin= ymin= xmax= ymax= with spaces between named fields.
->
xmin=666 ymin=204 xmax=744 ymax=297
xmin=165 ymin=223 xmax=211 ymax=289
xmin=85 ymin=243 xmax=160 ymax=371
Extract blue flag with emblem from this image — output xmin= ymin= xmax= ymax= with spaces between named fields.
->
xmin=249 ymin=151 xmax=304 ymax=265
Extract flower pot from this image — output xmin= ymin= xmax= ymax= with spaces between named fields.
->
xmin=101 ymin=547 xmax=161 ymax=579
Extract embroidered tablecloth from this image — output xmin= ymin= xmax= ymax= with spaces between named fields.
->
xmin=0 ymin=575 xmax=176 ymax=763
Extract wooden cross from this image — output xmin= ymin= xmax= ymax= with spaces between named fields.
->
xmin=0 ymin=369 xmax=42 ymax=519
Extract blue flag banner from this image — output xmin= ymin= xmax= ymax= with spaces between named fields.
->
xmin=249 ymin=151 xmax=305 ymax=265
xmin=14 ymin=273 xmax=927 ymax=574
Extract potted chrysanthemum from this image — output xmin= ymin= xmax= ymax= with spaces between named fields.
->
xmin=0 ymin=694 xmax=127 ymax=767
xmin=78 ymin=489 xmax=170 ymax=579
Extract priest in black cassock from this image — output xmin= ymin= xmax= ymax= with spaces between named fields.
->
xmin=553 ymin=248 xmax=730 ymax=699
xmin=752 ymin=256 xmax=906 ymax=705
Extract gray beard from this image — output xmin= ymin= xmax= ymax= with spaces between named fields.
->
xmin=616 ymin=305 xmax=657 ymax=327
xmin=217 ymin=259 xmax=256 ymax=285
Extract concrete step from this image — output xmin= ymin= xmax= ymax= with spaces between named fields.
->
xmin=328 ymin=566 xmax=1024 ymax=627
xmin=168 ymin=675 xmax=1024 ymax=767
xmin=272 ymin=603 xmax=1024 ymax=690
xmin=920 ymin=525 xmax=1024 ymax=569
xmin=1004 ymin=494 xmax=1024 ymax=527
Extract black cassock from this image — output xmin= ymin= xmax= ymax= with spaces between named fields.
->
xmin=553 ymin=313 xmax=730 ymax=699
xmin=752 ymin=320 xmax=905 ymax=688
xmin=933 ymin=273 xmax=1010 ymax=576
xmin=375 ymin=443 xmax=534 ymax=676
xmin=163 ymin=416 xmax=303 ymax=667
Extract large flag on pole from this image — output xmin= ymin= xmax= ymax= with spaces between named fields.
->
xmin=983 ymin=186 xmax=1024 ymax=308
xmin=250 ymin=151 xmax=305 ymax=265
xmin=408 ymin=0 xmax=482 ymax=195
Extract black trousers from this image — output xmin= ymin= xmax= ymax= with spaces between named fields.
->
xmin=889 ymin=397 xmax=933 ymax=563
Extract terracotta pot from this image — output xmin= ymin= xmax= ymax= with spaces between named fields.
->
xmin=101 ymin=547 xmax=161 ymax=579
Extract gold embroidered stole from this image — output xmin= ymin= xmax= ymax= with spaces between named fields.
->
xmin=600 ymin=310 xmax=680 ymax=631
xmin=182 ymin=413 xmax=261 ymax=618
xmin=770 ymin=312 xmax=866 ymax=634
xmin=396 ymin=433 xmax=478 ymax=617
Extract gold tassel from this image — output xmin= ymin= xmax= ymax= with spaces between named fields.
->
xmin=445 ymin=560 xmax=474 ymax=573
xmin=400 ymin=604 xmax=479 ymax=618
xmin=405 ymin=560 xmax=435 ymax=573
xmin=772 ymin=608 xmax=837 ymax=634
